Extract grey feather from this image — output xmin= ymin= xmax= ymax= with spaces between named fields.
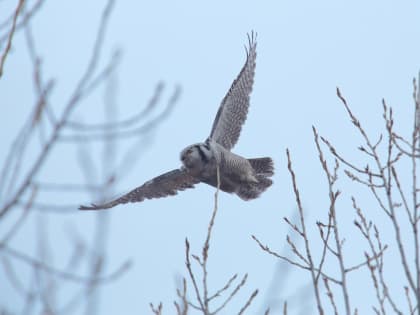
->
xmin=79 ymin=32 xmax=273 ymax=211
xmin=79 ymin=169 xmax=199 ymax=210
xmin=209 ymin=31 xmax=257 ymax=150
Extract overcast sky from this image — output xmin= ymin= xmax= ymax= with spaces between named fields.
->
xmin=1 ymin=0 xmax=420 ymax=314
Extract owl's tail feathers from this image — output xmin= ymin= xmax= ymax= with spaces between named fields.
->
xmin=248 ymin=157 xmax=274 ymax=177
xmin=237 ymin=176 xmax=273 ymax=200
xmin=237 ymin=157 xmax=274 ymax=200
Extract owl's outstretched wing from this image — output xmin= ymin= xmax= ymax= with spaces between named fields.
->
xmin=209 ymin=32 xmax=257 ymax=151
xmin=79 ymin=168 xmax=199 ymax=211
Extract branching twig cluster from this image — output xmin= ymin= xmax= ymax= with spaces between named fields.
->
xmin=0 ymin=1 xmax=180 ymax=313
xmin=254 ymin=83 xmax=419 ymax=314
xmin=151 ymin=167 xmax=263 ymax=314
xmin=4 ymin=2 xmax=420 ymax=314
xmin=327 ymin=87 xmax=419 ymax=314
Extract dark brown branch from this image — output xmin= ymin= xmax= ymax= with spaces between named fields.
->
xmin=0 ymin=0 xmax=25 ymax=78
xmin=0 ymin=0 xmax=44 ymax=36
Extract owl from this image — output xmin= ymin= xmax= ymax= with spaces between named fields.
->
xmin=79 ymin=32 xmax=273 ymax=211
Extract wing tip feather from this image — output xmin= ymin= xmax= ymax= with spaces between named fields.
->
xmin=79 ymin=203 xmax=102 ymax=211
xmin=246 ymin=31 xmax=257 ymax=54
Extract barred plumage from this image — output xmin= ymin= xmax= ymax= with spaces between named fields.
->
xmin=79 ymin=31 xmax=274 ymax=211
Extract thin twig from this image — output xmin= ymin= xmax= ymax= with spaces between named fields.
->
xmin=1 ymin=186 xmax=36 ymax=244
xmin=337 ymin=88 xmax=417 ymax=296
xmin=237 ymin=289 xmax=258 ymax=315
xmin=344 ymin=246 xmax=388 ymax=273
xmin=208 ymin=274 xmax=238 ymax=302
xmin=0 ymin=244 xmax=130 ymax=284
xmin=286 ymin=149 xmax=325 ymax=314
xmin=0 ymin=0 xmax=44 ymax=37
xmin=185 ymin=238 xmax=205 ymax=311
xmin=252 ymin=235 xmax=340 ymax=285
xmin=65 ymin=82 xmax=164 ymax=131
xmin=314 ymin=125 xmax=351 ymax=315
xmin=0 ymin=0 xmax=25 ymax=78
xmin=213 ymin=274 xmax=249 ymax=314
xmin=0 ymin=0 xmax=116 ymax=219
xmin=323 ymin=277 xmax=339 ymax=315
xmin=202 ymin=166 xmax=221 ymax=312
xmin=412 ymin=75 xmax=420 ymax=314
xmin=60 ymin=85 xmax=180 ymax=142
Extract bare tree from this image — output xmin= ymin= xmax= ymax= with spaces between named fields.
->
xmin=254 ymin=83 xmax=420 ymax=314
xmin=150 ymin=168 xmax=262 ymax=315
xmin=0 ymin=1 xmax=179 ymax=314
xmin=3 ymin=2 xmax=420 ymax=315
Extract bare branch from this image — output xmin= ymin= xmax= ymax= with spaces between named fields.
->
xmin=314 ymin=125 xmax=351 ymax=315
xmin=185 ymin=238 xmax=205 ymax=311
xmin=237 ymin=289 xmax=258 ymax=315
xmin=208 ymin=274 xmax=238 ymax=302
xmin=60 ymin=85 xmax=180 ymax=142
xmin=65 ymin=82 xmax=164 ymax=131
xmin=0 ymin=0 xmax=116 ymax=219
xmin=323 ymin=277 xmax=339 ymax=315
xmin=0 ymin=0 xmax=25 ymax=78
xmin=1 ymin=186 xmax=36 ymax=244
xmin=150 ymin=302 xmax=163 ymax=315
xmin=0 ymin=244 xmax=130 ymax=284
xmin=0 ymin=0 xmax=45 ymax=37
xmin=252 ymin=235 xmax=340 ymax=285
xmin=213 ymin=274 xmax=249 ymax=314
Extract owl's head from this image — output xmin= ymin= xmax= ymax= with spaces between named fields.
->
xmin=180 ymin=142 xmax=212 ymax=171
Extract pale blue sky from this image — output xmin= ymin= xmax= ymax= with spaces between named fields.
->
xmin=1 ymin=0 xmax=420 ymax=314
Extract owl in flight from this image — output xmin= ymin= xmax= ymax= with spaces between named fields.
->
xmin=79 ymin=32 xmax=274 ymax=211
